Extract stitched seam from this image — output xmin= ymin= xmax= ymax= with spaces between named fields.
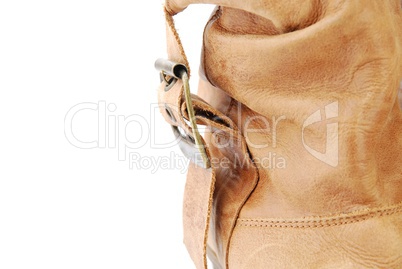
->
xmin=237 ymin=203 xmax=402 ymax=228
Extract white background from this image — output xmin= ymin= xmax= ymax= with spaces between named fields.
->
xmin=0 ymin=1 xmax=214 ymax=268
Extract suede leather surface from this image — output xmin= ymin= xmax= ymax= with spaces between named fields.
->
xmin=161 ymin=0 xmax=402 ymax=268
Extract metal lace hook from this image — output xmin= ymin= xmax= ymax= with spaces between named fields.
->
xmin=155 ymin=58 xmax=210 ymax=169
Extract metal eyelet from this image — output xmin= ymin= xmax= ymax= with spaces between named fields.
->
xmin=155 ymin=58 xmax=210 ymax=169
xmin=164 ymin=104 xmax=177 ymax=123
xmin=160 ymin=71 xmax=177 ymax=91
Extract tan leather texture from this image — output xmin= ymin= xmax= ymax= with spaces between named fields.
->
xmin=159 ymin=0 xmax=402 ymax=268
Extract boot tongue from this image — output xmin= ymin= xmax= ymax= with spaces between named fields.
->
xmin=199 ymin=1 xmax=402 ymax=216
xmin=216 ymin=7 xmax=281 ymax=36
xmin=202 ymin=2 xmax=402 ymax=123
xmin=167 ymin=0 xmax=324 ymax=32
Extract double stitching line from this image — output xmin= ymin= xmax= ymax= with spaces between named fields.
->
xmin=237 ymin=202 xmax=402 ymax=228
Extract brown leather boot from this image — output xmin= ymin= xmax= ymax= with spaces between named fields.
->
xmin=156 ymin=1 xmax=402 ymax=268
